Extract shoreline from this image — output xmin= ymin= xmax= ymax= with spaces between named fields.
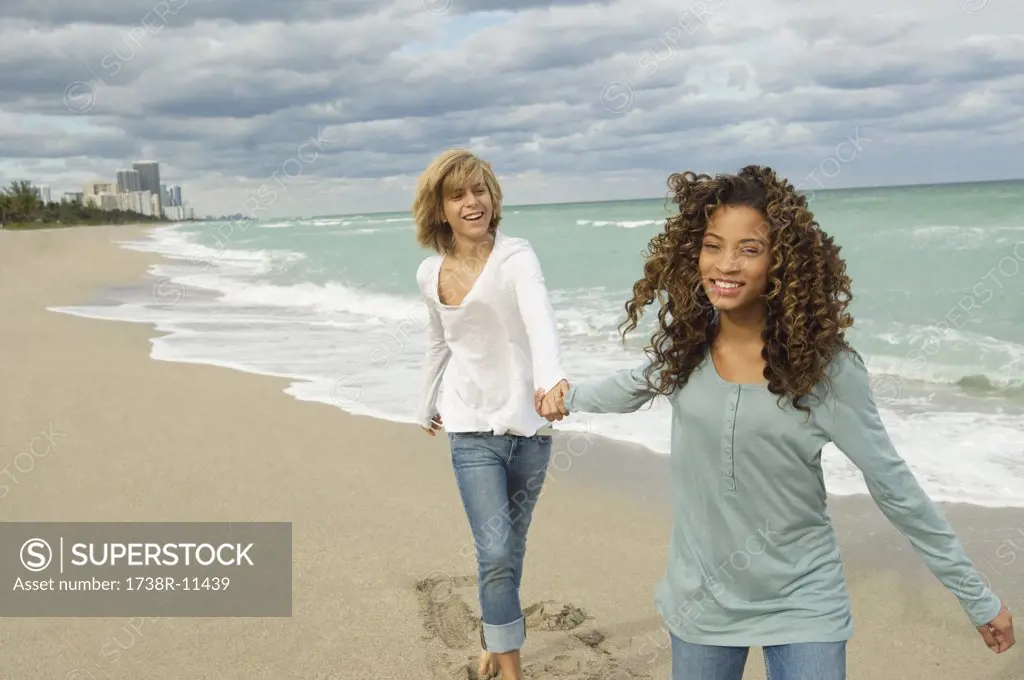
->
xmin=57 ymin=221 xmax=1024 ymax=511
xmin=49 ymin=222 xmax=1024 ymax=511
xmin=1 ymin=224 xmax=1020 ymax=679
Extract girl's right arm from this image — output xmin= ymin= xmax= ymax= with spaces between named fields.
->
xmin=416 ymin=300 xmax=450 ymax=428
xmin=562 ymin=361 xmax=659 ymax=414
xmin=415 ymin=259 xmax=450 ymax=429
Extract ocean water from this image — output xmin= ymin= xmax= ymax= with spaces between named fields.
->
xmin=53 ymin=181 xmax=1024 ymax=508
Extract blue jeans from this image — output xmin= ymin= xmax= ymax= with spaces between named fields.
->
xmin=671 ymin=634 xmax=846 ymax=679
xmin=448 ymin=431 xmax=552 ymax=654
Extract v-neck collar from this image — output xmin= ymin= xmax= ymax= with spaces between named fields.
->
xmin=434 ymin=231 xmax=501 ymax=309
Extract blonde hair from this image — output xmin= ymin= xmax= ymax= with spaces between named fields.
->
xmin=412 ymin=148 xmax=503 ymax=254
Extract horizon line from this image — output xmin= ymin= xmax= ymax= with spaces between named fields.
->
xmin=263 ymin=175 xmax=1023 ymax=221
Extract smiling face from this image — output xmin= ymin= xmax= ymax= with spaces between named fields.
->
xmin=698 ymin=204 xmax=772 ymax=312
xmin=442 ymin=171 xmax=494 ymax=247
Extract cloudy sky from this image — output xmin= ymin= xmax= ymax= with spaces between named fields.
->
xmin=3 ymin=0 xmax=1022 ymax=218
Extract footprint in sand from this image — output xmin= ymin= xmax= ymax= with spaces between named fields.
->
xmin=416 ymin=573 xmax=481 ymax=650
xmin=415 ymin=575 xmax=652 ymax=679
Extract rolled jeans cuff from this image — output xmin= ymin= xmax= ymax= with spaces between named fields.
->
xmin=481 ymin=615 xmax=525 ymax=653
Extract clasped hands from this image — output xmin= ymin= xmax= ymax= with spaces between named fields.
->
xmin=535 ymin=379 xmax=570 ymax=421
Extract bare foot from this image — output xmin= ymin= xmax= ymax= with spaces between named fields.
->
xmin=478 ymin=649 xmax=499 ymax=678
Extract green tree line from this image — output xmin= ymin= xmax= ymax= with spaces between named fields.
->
xmin=0 ymin=180 xmax=167 ymax=229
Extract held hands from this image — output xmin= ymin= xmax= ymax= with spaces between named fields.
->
xmin=421 ymin=413 xmax=443 ymax=436
xmin=425 ymin=378 xmax=570 ymax=433
xmin=979 ymin=603 xmax=1015 ymax=653
xmin=535 ymin=379 xmax=570 ymax=421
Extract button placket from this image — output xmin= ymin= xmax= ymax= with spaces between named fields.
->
xmin=723 ymin=386 xmax=739 ymax=494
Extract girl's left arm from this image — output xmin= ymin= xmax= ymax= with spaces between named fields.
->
xmin=821 ymin=348 xmax=1003 ymax=628
xmin=510 ymin=245 xmax=567 ymax=393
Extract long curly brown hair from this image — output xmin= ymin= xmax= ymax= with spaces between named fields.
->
xmin=620 ymin=165 xmax=855 ymax=412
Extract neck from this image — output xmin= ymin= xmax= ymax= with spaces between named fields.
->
xmin=451 ymin=231 xmax=494 ymax=260
xmin=715 ymin=303 xmax=767 ymax=344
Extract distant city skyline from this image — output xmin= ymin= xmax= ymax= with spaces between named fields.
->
xmin=23 ymin=158 xmax=195 ymax=221
xmin=20 ymin=174 xmax=1023 ymax=223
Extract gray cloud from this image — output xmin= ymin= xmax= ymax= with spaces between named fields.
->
xmin=2 ymin=0 xmax=1022 ymax=216
xmin=0 ymin=0 xmax=388 ymax=26
xmin=0 ymin=0 xmax=618 ymax=26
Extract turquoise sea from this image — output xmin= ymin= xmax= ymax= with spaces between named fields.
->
xmin=56 ymin=180 xmax=1024 ymax=507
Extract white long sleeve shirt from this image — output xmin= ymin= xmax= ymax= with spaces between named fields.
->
xmin=415 ymin=232 xmax=566 ymax=436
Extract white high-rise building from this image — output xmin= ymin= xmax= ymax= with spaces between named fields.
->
xmin=117 ymin=191 xmax=155 ymax=216
xmin=29 ymin=184 xmax=52 ymax=203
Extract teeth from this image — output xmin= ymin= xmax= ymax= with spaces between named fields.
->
xmin=464 ymin=213 xmax=483 ymax=220
xmin=714 ymin=280 xmax=741 ymax=288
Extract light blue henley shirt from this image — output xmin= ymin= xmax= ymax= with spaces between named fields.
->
xmin=563 ymin=346 xmax=1003 ymax=646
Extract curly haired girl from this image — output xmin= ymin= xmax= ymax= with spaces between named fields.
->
xmin=537 ymin=165 xmax=1014 ymax=679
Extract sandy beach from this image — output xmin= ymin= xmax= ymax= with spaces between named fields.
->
xmin=0 ymin=224 xmax=1020 ymax=679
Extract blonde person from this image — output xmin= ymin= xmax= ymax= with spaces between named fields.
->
xmin=412 ymin=149 xmax=567 ymax=679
